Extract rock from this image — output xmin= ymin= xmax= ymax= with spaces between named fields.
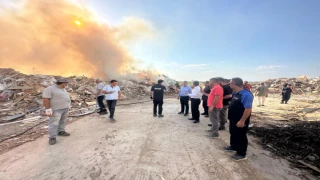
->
xmin=307 ymin=156 xmax=316 ymax=162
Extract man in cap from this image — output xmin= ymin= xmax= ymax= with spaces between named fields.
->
xmin=43 ymin=78 xmax=71 ymax=145
xmin=95 ymin=79 xmax=107 ymax=114
xmin=151 ymin=79 xmax=167 ymax=117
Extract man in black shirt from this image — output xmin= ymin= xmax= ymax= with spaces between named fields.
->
xmin=150 ymin=79 xmax=167 ymax=117
xmin=281 ymin=82 xmax=294 ymax=104
xmin=201 ymin=81 xmax=211 ymax=117
xmin=220 ymin=79 xmax=233 ymax=130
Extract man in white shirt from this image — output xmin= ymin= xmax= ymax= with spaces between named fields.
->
xmin=102 ymin=80 xmax=121 ymax=122
xmin=95 ymin=79 xmax=107 ymax=114
xmin=185 ymin=81 xmax=202 ymax=123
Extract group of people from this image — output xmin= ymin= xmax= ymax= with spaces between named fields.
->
xmin=150 ymin=77 xmax=253 ymax=161
xmin=43 ymin=78 xmax=121 ymax=145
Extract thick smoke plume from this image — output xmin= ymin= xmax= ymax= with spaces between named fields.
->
xmin=0 ymin=0 xmax=154 ymax=79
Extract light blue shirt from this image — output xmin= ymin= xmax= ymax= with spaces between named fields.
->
xmin=179 ymin=86 xmax=192 ymax=97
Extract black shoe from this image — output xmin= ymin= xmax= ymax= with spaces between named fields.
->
xmin=58 ymin=131 xmax=70 ymax=136
xmin=193 ymin=120 xmax=199 ymax=123
xmin=223 ymin=146 xmax=236 ymax=152
xmin=201 ymin=113 xmax=207 ymax=115
xmin=207 ymin=134 xmax=220 ymax=139
xmin=204 ymin=115 xmax=209 ymax=118
xmin=184 ymin=114 xmax=188 ymax=116
xmin=219 ymin=127 xmax=226 ymax=131
xmin=178 ymin=112 xmax=183 ymax=114
xmin=231 ymin=153 xmax=247 ymax=161
xmin=109 ymin=118 xmax=117 ymax=123
xmin=262 ymin=105 xmax=265 ymax=106
xmin=99 ymin=111 xmax=108 ymax=115
xmin=158 ymin=114 xmax=164 ymax=118
xmin=49 ymin=138 xmax=56 ymax=145
xmin=153 ymin=114 xmax=157 ymax=117
xmin=188 ymin=118 xmax=195 ymax=120
xmin=208 ymin=124 xmax=212 ymax=126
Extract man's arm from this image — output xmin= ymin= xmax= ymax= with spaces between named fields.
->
xmin=223 ymin=94 xmax=232 ymax=99
xmin=96 ymin=89 xmax=102 ymax=96
xmin=187 ymin=87 xmax=200 ymax=98
xmin=239 ymin=108 xmax=252 ymax=123
xmin=43 ymin=98 xmax=50 ymax=109
xmin=211 ymin=95 xmax=220 ymax=107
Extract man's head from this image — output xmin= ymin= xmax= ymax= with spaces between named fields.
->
xmin=217 ymin=77 xmax=224 ymax=85
xmin=229 ymin=77 xmax=243 ymax=91
xmin=56 ymin=78 xmax=69 ymax=88
xmin=193 ymin=81 xmax=199 ymax=86
xmin=221 ymin=79 xmax=229 ymax=85
xmin=205 ymin=81 xmax=209 ymax=86
xmin=183 ymin=81 xmax=188 ymax=86
xmin=261 ymin=82 xmax=265 ymax=86
xmin=110 ymin=80 xmax=117 ymax=86
xmin=209 ymin=78 xmax=219 ymax=86
xmin=158 ymin=79 xmax=164 ymax=84
xmin=95 ymin=79 xmax=101 ymax=84
xmin=244 ymin=81 xmax=248 ymax=84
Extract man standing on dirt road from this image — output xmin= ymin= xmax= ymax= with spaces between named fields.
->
xmin=225 ymin=77 xmax=253 ymax=161
xmin=151 ymin=79 xmax=167 ymax=117
xmin=185 ymin=81 xmax=202 ymax=123
xmin=43 ymin=78 xmax=71 ymax=145
xmin=219 ymin=79 xmax=233 ymax=130
xmin=95 ymin=79 xmax=107 ymax=114
xmin=102 ymin=80 xmax=121 ymax=122
xmin=201 ymin=81 xmax=211 ymax=118
xmin=281 ymin=82 xmax=294 ymax=104
xmin=255 ymin=82 xmax=269 ymax=107
xmin=178 ymin=81 xmax=192 ymax=116
xmin=206 ymin=78 xmax=223 ymax=138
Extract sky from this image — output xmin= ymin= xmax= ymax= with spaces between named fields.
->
xmin=88 ymin=0 xmax=320 ymax=81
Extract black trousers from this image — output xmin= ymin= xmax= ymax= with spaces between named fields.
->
xmin=191 ymin=98 xmax=201 ymax=121
xmin=281 ymin=94 xmax=291 ymax=104
xmin=229 ymin=118 xmax=249 ymax=156
xmin=180 ymin=96 xmax=189 ymax=114
xmin=106 ymin=100 xmax=117 ymax=118
xmin=153 ymin=100 xmax=163 ymax=115
xmin=97 ymin=96 xmax=107 ymax=112
xmin=202 ymin=97 xmax=208 ymax=115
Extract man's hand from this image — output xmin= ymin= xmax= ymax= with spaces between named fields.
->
xmin=184 ymin=91 xmax=188 ymax=95
xmin=177 ymin=96 xmax=180 ymax=100
xmin=45 ymin=108 xmax=53 ymax=116
xmin=150 ymin=96 xmax=153 ymax=100
xmin=236 ymin=120 xmax=245 ymax=128
xmin=209 ymin=106 xmax=214 ymax=112
xmin=201 ymin=90 xmax=204 ymax=93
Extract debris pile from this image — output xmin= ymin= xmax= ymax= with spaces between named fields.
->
xmin=250 ymin=122 xmax=320 ymax=172
xmin=0 ymin=68 xmax=178 ymax=123
xmin=251 ymin=75 xmax=320 ymax=94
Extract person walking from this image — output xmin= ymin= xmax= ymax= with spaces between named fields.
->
xmin=178 ymin=81 xmax=192 ymax=116
xmin=95 ymin=79 xmax=107 ymax=114
xmin=185 ymin=81 xmax=202 ymax=123
xmin=224 ymin=77 xmax=253 ymax=161
xmin=281 ymin=83 xmax=294 ymax=104
xmin=219 ymin=79 xmax=232 ymax=130
xmin=255 ymin=82 xmax=269 ymax=107
xmin=102 ymin=80 xmax=121 ymax=122
xmin=151 ymin=79 xmax=167 ymax=117
xmin=201 ymin=81 xmax=211 ymax=117
xmin=206 ymin=78 xmax=223 ymax=138
xmin=43 ymin=78 xmax=71 ymax=145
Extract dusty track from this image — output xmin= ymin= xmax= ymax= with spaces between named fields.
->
xmin=0 ymin=98 xmax=303 ymax=180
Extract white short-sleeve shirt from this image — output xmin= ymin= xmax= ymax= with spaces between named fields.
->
xmin=103 ymin=85 xmax=120 ymax=100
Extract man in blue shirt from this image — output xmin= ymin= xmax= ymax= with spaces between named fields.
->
xmin=224 ymin=77 xmax=253 ymax=161
xmin=178 ymin=81 xmax=192 ymax=116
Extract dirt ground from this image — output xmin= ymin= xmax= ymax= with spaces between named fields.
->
xmin=0 ymin=96 xmax=315 ymax=180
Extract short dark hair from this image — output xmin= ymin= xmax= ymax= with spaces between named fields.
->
xmin=158 ymin=79 xmax=164 ymax=84
xmin=217 ymin=77 xmax=224 ymax=82
xmin=231 ymin=77 xmax=243 ymax=87
xmin=205 ymin=81 xmax=209 ymax=84
xmin=193 ymin=81 xmax=199 ymax=86
xmin=110 ymin=80 xmax=117 ymax=83
xmin=209 ymin=78 xmax=219 ymax=83
xmin=223 ymin=79 xmax=230 ymax=83
xmin=56 ymin=82 xmax=64 ymax=85
xmin=261 ymin=82 xmax=265 ymax=85
xmin=183 ymin=81 xmax=188 ymax=83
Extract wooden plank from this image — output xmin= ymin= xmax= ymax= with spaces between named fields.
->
xmin=297 ymin=160 xmax=320 ymax=173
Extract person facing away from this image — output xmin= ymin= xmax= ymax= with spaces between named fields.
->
xmin=224 ymin=77 xmax=253 ymax=161
xmin=151 ymin=79 xmax=167 ymax=117
xmin=102 ymin=80 xmax=121 ymax=122
xmin=243 ymin=81 xmax=252 ymax=92
xmin=185 ymin=81 xmax=202 ymax=123
xmin=219 ymin=79 xmax=233 ymax=130
xmin=255 ymin=82 xmax=269 ymax=107
xmin=178 ymin=81 xmax=192 ymax=116
xmin=281 ymin=82 xmax=294 ymax=104
xmin=206 ymin=78 xmax=224 ymax=138
xmin=95 ymin=79 xmax=107 ymax=114
xmin=43 ymin=78 xmax=71 ymax=145
xmin=201 ymin=81 xmax=211 ymax=117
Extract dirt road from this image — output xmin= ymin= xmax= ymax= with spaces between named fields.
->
xmin=0 ymin=98 xmax=302 ymax=180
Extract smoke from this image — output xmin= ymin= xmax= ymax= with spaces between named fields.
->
xmin=0 ymin=0 xmax=155 ymax=79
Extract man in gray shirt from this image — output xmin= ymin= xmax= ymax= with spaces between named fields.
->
xmin=255 ymin=82 xmax=269 ymax=107
xmin=95 ymin=79 xmax=107 ymax=114
xmin=43 ymin=78 xmax=71 ymax=145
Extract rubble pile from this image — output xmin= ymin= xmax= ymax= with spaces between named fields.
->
xmin=251 ymin=75 xmax=320 ymax=94
xmin=250 ymin=122 xmax=320 ymax=170
xmin=0 ymin=68 xmax=178 ymax=123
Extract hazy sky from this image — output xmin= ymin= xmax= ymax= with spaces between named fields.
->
xmin=88 ymin=0 xmax=320 ymax=81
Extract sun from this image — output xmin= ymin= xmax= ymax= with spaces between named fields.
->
xmin=74 ymin=20 xmax=81 ymax=26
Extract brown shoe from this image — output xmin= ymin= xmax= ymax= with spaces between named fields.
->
xmin=58 ymin=131 xmax=70 ymax=136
